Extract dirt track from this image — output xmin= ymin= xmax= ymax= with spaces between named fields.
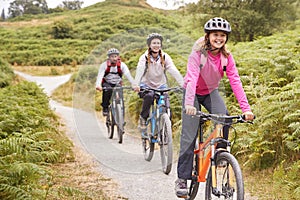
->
xmin=15 ymin=71 xmax=258 ymax=200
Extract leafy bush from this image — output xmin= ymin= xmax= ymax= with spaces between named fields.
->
xmin=0 ymin=81 xmax=73 ymax=199
xmin=273 ymin=161 xmax=300 ymax=200
xmin=0 ymin=58 xmax=14 ymax=88
xmin=51 ymin=20 xmax=74 ymax=39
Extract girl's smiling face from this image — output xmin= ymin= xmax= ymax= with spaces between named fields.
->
xmin=208 ymin=31 xmax=227 ymax=50
xmin=149 ymin=38 xmax=162 ymax=53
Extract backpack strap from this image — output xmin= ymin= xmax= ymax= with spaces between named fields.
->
xmin=221 ymin=53 xmax=228 ymax=72
xmin=116 ymin=58 xmax=122 ymax=77
xmin=199 ymin=53 xmax=207 ymax=70
xmin=102 ymin=59 xmax=123 ymax=83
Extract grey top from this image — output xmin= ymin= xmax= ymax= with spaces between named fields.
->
xmin=135 ymin=50 xmax=184 ymax=88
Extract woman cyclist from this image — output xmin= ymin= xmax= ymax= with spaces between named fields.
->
xmin=135 ymin=33 xmax=184 ymax=130
xmin=175 ymin=17 xmax=254 ymax=198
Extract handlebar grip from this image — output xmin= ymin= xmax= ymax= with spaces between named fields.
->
xmin=241 ymin=115 xmax=256 ymax=120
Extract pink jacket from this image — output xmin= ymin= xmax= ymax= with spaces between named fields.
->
xmin=183 ymin=50 xmax=251 ymax=113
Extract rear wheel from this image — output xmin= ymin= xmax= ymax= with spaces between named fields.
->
xmin=159 ymin=113 xmax=173 ymax=175
xmin=205 ymin=152 xmax=244 ymax=200
xmin=186 ymin=154 xmax=199 ymax=200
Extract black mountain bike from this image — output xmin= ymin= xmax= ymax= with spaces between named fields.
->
xmin=104 ymin=86 xmax=131 ymax=144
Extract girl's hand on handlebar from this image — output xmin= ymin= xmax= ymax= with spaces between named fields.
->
xmin=185 ymin=105 xmax=197 ymax=115
xmin=243 ymin=111 xmax=255 ymax=121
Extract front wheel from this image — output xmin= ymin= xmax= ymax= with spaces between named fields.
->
xmin=205 ymin=152 xmax=244 ymax=200
xmin=106 ymin=107 xmax=114 ymax=139
xmin=142 ymin=135 xmax=154 ymax=161
xmin=115 ymin=104 xmax=124 ymax=144
xmin=159 ymin=113 xmax=173 ymax=175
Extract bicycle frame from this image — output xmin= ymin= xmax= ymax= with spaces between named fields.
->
xmin=194 ymin=124 xmax=229 ymax=183
xmin=103 ymin=86 xmax=131 ymax=123
xmin=103 ymin=86 xmax=131 ymax=143
xmin=147 ymin=91 xmax=169 ymax=143
xmin=187 ymin=111 xmax=254 ymax=199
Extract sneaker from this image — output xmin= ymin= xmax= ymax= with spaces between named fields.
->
xmin=102 ymin=107 xmax=108 ymax=116
xmin=175 ymin=178 xmax=188 ymax=198
xmin=138 ymin=116 xmax=147 ymax=130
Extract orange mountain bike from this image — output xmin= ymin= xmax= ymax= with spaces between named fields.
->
xmin=186 ymin=111 xmax=254 ymax=200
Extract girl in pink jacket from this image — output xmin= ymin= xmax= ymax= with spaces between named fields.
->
xmin=175 ymin=17 xmax=254 ymax=198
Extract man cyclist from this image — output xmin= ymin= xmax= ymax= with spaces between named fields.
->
xmin=96 ymin=48 xmax=137 ymax=116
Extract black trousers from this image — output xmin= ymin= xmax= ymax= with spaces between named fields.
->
xmin=101 ymin=82 xmax=115 ymax=109
xmin=177 ymin=89 xmax=231 ymax=179
xmin=139 ymin=90 xmax=170 ymax=120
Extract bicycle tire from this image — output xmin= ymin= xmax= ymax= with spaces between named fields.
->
xmin=159 ymin=113 xmax=173 ymax=175
xmin=142 ymin=120 xmax=154 ymax=161
xmin=205 ymin=152 xmax=244 ymax=200
xmin=116 ymin=104 xmax=123 ymax=144
xmin=186 ymin=154 xmax=200 ymax=200
xmin=107 ymin=107 xmax=114 ymax=139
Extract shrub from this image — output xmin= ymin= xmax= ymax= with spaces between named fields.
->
xmin=0 ymin=81 xmax=73 ymax=199
xmin=51 ymin=20 xmax=74 ymax=39
xmin=0 ymin=57 xmax=14 ymax=88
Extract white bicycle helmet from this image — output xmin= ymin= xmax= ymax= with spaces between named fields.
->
xmin=204 ymin=17 xmax=231 ymax=34
xmin=107 ymin=48 xmax=120 ymax=56
xmin=147 ymin=33 xmax=163 ymax=46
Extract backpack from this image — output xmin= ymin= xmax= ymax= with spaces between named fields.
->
xmin=199 ymin=49 xmax=228 ymax=72
xmin=102 ymin=58 xmax=122 ymax=83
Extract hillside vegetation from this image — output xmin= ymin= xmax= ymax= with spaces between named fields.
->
xmin=0 ymin=0 xmax=299 ymax=199
xmin=0 ymin=60 xmax=118 ymax=199
xmin=0 ymin=0 xmax=185 ymax=67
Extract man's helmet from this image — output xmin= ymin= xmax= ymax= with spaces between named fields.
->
xmin=204 ymin=17 xmax=231 ymax=34
xmin=107 ymin=48 xmax=120 ymax=56
xmin=147 ymin=33 xmax=163 ymax=46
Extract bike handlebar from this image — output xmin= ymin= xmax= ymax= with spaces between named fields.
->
xmin=140 ymin=87 xmax=182 ymax=94
xmin=189 ymin=110 xmax=255 ymax=125
xmin=102 ymin=86 xmax=133 ymax=90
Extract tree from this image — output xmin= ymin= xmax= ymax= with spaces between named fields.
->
xmin=8 ymin=0 xmax=48 ymax=17
xmin=192 ymin=0 xmax=298 ymax=42
xmin=1 ymin=9 xmax=5 ymax=21
xmin=61 ymin=0 xmax=83 ymax=10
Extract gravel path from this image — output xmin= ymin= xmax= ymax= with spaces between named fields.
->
xmin=16 ymin=71 xmax=257 ymax=200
